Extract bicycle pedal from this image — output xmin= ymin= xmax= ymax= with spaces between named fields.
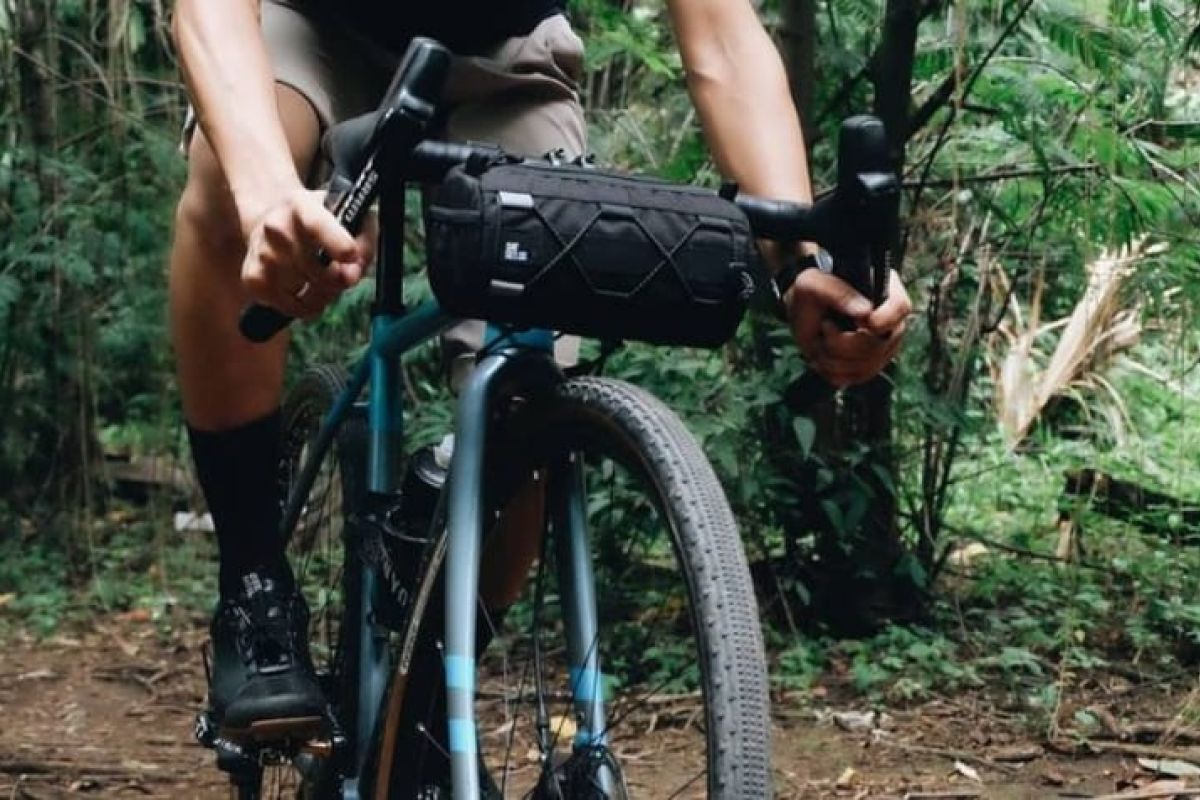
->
xmin=299 ymin=737 xmax=334 ymax=758
xmin=196 ymin=713 xmax=260 ymax=775
xmin=225 ymin=714 xmax=327 ymax=744
xmin=194 ymin=710 xmax=218 ymax=749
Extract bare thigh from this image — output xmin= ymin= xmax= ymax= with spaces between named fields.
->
xmin=169 ymin=85 xmax=321 ymax=431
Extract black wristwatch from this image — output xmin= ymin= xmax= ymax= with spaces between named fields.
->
xmin=773 ymin=247 xmax=832 ymax=309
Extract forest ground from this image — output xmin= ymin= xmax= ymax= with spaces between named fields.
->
xmin=2 ymin=611 xmax=1196 ymax=799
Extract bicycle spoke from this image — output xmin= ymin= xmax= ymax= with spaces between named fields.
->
xmin=499 ymin=644 xmax=533 ymax=797
xmin=665 ymin=768 xmax=706 ymax=800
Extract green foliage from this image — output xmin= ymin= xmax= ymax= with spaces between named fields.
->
xmin=0 ymin=531 xmax=71 ymax=636
xmin=2 ymin=0 xmax=1199 ymax=725
xmin=0 ymin=510 xmax=214 ymax=638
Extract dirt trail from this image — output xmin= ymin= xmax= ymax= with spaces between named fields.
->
xmin=0 ymin=616 xmax=225 ymax=798
xmin=1 ymin=616 xmax=1195 ymax=799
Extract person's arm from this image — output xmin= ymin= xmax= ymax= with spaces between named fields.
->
xmin=666 ymin=0 xmax=812 ymax=206
xmin=173 ymin=0 xmax=363 ymax=318
xmin=175 ymin=0 xmax=302 ymax=233
xmin=666 ymin=0 xmax=911 ymax=386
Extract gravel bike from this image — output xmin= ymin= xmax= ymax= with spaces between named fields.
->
xmin=195 ymin=37 xmax=898 ymax=800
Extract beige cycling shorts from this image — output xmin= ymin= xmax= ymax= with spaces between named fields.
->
xmin=191 ymin=0 xmax=588 ymax=380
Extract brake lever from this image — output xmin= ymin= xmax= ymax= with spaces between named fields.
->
xmin=238 ymin=38 xmax=451 ymax=343
xmin=236 ymin=143 xmax=385 ymax=343
xmin=824 ymin=117 xmax=899 ymax=331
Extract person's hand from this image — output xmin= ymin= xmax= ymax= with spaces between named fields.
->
xmin=240 ymin=188 xmax=374 ymax=320
xmin=784 ymin=268 xmax=911 ymax=388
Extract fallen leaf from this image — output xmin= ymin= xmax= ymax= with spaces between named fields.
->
xmin=948 ymin=542 xmax=990 ymax=568
xmin=548 ymin=713 xmax=577 ymax=744
xmin=1040 ymin=768 xmax=1066 ymax=786
xmin=832 ymin=710 xmax=876 ymax=732
xmin=114 ymin=636 xmax=139 ymax=657
xmin=173 ymin=511 xmax=214 ymax=533
xmin=990 ymin=744 xmax=1043 ymax=763
xmin=1136 ymin=756 xmax=1200 ymax=778
xmin=835 ymin=767 xmax=856 ymax=788
xmin=487 ymin=720 xmax=514 ymax=738
xmin=1091 ymin=780 xmax=1190 ymax=800
xmin=953 ymin=760 xmax=982 ymax=783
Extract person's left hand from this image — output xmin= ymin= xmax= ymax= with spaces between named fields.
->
xmin=783 ymin=267 xmax=911 ymax=388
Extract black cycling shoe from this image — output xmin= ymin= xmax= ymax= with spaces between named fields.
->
xmin=207 ymin=572 xmax=326 ymax=743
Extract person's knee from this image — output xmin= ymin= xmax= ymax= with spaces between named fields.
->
xmin=173 ymin=132 xmax=245 ymax=266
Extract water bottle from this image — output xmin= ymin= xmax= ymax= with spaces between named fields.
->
xmin=371 ymin=435 xmax=451 ymax=626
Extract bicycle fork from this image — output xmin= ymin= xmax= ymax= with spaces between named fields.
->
xmin=443 ymin=348 xmax=610 ymax=799
xmin=551 ymin=456 xmax=615 ymax=794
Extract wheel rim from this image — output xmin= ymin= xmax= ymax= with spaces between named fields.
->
xmin=251 ymin=394 xmax=350 ymax=799
xmin=281 ymin=400 xmax=347 ymax=704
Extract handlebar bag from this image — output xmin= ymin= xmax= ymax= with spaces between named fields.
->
xmin=424 ymin=157 xmax=759 ymax=348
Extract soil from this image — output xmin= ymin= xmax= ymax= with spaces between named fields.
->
xmin=1 ymin=615 xmax=1197 ymax=799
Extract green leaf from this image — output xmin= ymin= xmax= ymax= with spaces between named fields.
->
xmin=1149 ymin=1 xmax=1177 ymax=44
xmin=792 ymin=416 xmax=816 ymax=459
xmin=820 ymin=498 xmax=846 ymax=536
xmin=0 ymin=274 xmax=18 ymax=324
xmin=127 ymin=6 xmax=147 ymax=53
xmin=894 ymin=553 xmax=929 ymax=589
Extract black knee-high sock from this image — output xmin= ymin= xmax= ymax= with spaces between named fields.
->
xmin=187 ymin=410 xmax=291 ymax=599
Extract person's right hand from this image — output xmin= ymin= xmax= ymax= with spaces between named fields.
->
xmin=785 ymin=268 xmax=910 ymax=388
xmin=240 ymin=188 xmax=372 ymax=320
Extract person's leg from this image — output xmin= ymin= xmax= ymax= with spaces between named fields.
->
xmin=170 ymin=86 xmax=335 ymax=740
xmin=174 ymin=0 xmax=387 ymax=603
xmin=171 ymin=0 xmax=392 ymax=739
xmin=441 ymin=13 xmax=588 ymax=612
xmin=170 ymin=86 xmax=319 ymax=596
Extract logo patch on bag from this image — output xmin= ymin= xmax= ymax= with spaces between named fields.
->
xmin=503 ymin=240 xmax=531 ymax=263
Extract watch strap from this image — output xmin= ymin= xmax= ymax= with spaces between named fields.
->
xmin=773 ymin=251 xmax=826 ymax=302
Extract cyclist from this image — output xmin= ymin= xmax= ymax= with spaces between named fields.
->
xmin=170 ymin=0 xmax=912 ymax=748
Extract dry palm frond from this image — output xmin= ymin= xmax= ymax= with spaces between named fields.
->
xmin=989 ymin=238 xmax=1164 ymax=447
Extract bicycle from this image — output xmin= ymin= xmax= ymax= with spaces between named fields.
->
xmin=194 ymin=37 xmax=898 ymax=800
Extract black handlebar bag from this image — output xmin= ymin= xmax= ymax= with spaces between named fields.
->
xmin=424 ymin=158 xmax=759 ymax=348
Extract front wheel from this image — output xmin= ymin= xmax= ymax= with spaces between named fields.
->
xmin=277 ymin=365 xmax=368 ymax=799
xmin=474 ymin=377 xmax=772 ymax=799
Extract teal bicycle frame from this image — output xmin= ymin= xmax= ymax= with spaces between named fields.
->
xmin=277 ymin=185 xmax=608 ymax=799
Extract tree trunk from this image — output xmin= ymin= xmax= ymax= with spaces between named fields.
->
xmin=790 ymin=0 xmax=925 ymax=634
xmin=755 ymin=0 xmax=820 ymax=570
xmin=17 ymin=0 xmax=97 ymax=555
xmin=778 ymin=0 xmax=817 ymax=138
xmin=847 ymin=0 xmax=925 ymax=622
xmin=17 ymin=0 xmax=57 ymax=152
xmin=17 ymin=0 xmax=63 ymax=485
